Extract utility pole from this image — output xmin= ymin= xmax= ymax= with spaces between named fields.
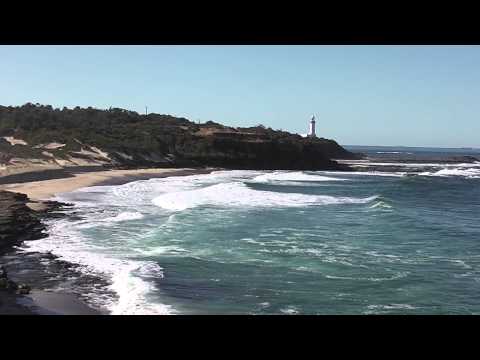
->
xmin=145 ymin=106 xmax=148 ymax=116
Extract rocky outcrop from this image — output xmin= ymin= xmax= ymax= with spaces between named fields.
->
xmin=0 ymin=266 xmax=31 ymax=294
xmin=0 ymin=191 xmax=46 ymax=254
xmin=0 ymin=190 xmax=73 ymax=312
xmin=0 ymin=190 xmax=67 ymax=252
xmin=173 ymin=134 xmax=356 ymax=170
xmin=0 ymin=191 xmax=44 ymax=310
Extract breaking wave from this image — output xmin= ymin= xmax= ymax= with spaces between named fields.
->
xmin=319 ymin=170 xmax=407 ymax=177
xmin=419 ymin=167 xmax=480 ymax=178
xmin=104 ymin=211 xmax=144 ymax=222
xmin=251 ymin=171 xmax=346 ymax=183
xmin=22 ymin=220 xmax=175 ymax=315
xmin=152 ymin=182 xmax=378 ymax=211
xmin=344 ymin=161 xmax=480 ymax=168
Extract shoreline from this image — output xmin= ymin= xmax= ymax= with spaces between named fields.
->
xmin=0 ymin=167 xmax=216 ymax=203
xmin=0 ymin=166 xmax=217 ymax=315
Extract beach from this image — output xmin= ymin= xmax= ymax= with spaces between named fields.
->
xmin=0 ymin=167 xmax=215 ymax=203
xmin=0 ymin=166 xmax=215 ymax=315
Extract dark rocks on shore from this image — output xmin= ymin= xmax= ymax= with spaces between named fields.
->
xmin=0 ymin=191 xmax=78 ymax=313
xmin=0 ymin=266 xmax=31 ymax=315
xmin=0 ymin=191 xmax=47 ymax=254
xmin=0 ymin=266 xmax=31 ymax=294
xmin=1 ymin=249 xmax=114 ymax=314
xmin=0 ymin=191 xmax=48 ymax=304
xmin=0 ymin=190 xmax=72 ymax=271
xmin=0 ymin=190 xmax=73 ymax=286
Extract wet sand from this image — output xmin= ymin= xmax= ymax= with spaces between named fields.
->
xmin=19 ymin=290 xmax=103 ymax=315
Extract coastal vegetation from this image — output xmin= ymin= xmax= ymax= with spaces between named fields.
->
xmin=0 ymin=103 xmax=358 ymax=171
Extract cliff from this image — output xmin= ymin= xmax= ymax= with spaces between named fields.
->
xmin=0 ymin=103 xmax=360 ymax=173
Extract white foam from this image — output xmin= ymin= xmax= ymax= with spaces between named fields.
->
xmin=366 ymin=304 xmax=417 ymax=311
xmin=71 ymin=211 xmax=145 ymax=230
xmin=152 ymin=182 xmax=378 ymax=211
xmin=84 ymin=170 xmax=268 ymax=208
xmin=59 ymin=170 xmax=354 ymax=213
xmin=22 ymin=220 xmax=176 ymax=315
xmin=134 ymin=245 xmax=188 ymax=256
xmin=448 ymin=259 xmax=472 ymax=269
xmin=20 ymin=170 xmax=381 ymax=314
xmin=327 ymin=164 xmax=480 ymax=179
xmin=352 ymin=172 xmax=407 ymax=177
xmin=325 ymin=271 xmax=407 ymax=282
xmin=104 ymin=211 xmax=144 ymax=222
xmin=342 ymin=161 xmax=480 ymax=168
xmin=376 ymin=151 xmax=413 ymax=154
xmin=109 ymin=262 xmax=174 ymax=315
xmin=252 ymin=171 xmax=345 ymax=183
xmin=419 ymin=168 xmax=480 ymax=178
xmin=321 ymin=171 xmax=406 ymax=177
xmin=280 ymin=306 xmax=300 ymax=315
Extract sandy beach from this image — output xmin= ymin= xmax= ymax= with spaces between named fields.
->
xmin=0 ymin=167 xmax=214 ymax=204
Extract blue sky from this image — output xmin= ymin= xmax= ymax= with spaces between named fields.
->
xmin=1 ymin=45 xmax=479 ymax=147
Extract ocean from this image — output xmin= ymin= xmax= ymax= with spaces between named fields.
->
xmin=19 ymin=146 xmax=480 ymax=314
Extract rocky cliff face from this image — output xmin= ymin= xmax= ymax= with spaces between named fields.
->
xmin=172 ymin=132 xmax=354 ymax=170
xmin=0 ymin=104 xmax=360 ymax=172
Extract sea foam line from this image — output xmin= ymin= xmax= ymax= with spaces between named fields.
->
xmin=251 ymin=171 xmax=346 ymax=183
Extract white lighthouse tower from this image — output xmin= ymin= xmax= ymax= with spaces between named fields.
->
xmin=308 ymin=114 xmax=316 ymax=137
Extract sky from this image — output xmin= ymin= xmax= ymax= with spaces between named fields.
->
xmin=0 ymin=45 xmax=479 ymax=148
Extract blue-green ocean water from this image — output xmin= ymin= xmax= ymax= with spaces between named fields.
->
xmin=23 ymin=149 xmax=480 ymax=314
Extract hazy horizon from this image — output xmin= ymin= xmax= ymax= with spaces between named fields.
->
xmin=1 ymin=45 xmax=479 ymax=148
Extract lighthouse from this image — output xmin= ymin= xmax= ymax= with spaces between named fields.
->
xmin=308 ymin=114 xmax=316 ymax=137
